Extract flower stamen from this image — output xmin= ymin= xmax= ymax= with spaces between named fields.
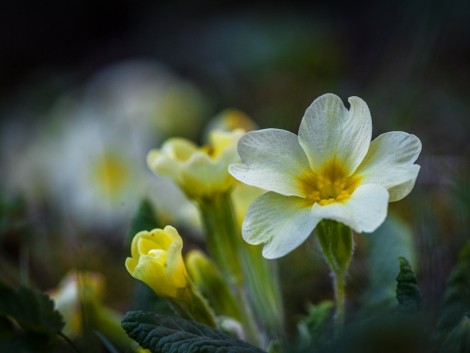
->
xmin=300 ymin=160 xmax=362 ymax=206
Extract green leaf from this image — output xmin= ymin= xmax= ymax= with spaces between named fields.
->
xmin=361 ymin=216 xmax=416 ymax=312
xmin=127 ymin=198 xmax=161 ymax=246
xmin=396 ymin=257 xmax=422 ymax=314
xmin=437 ymin=243 xmax=470 ymax=336
xmin=0 ymin=194 xmax=30 ymax=237
xmin=439 ymin=313 xmax=470 ymax=353
xmin=0 ymin=331 xmax=54 ymax=353
xmin=121 ymin=311 xmax=266 ymax=353
xmin=0 ymin=280 xmax=64 ymax=336
xmin=296 ymin=300 xmax=334 ymax=349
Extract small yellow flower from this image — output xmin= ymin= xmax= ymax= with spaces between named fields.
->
xmin=125 ymin=226 xmax=190 ymax=300
xmin=203 ymin=109 xmax=257 ymax=137
xmin=229 ymin=94 xmax=422 ymax=259
xmin=147 ymin=130 xmax=244 ymax=200
xmin=49 ymin=271 xmax=105 ymax=338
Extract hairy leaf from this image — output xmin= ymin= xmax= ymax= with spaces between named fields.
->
xmin=122 ymin=311 xmax=266 ymax=353
xmin=396 ymin=257 xmax=422 ymax=314
xmin=0 ymin=281 xmax=64 ymax=336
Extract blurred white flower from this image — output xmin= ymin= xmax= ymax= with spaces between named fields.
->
xmin=0 ymin=60 xmax=210 ymax=232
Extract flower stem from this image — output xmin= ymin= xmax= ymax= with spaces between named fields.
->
xmin=198 ymin=192 xmax=244 ymax=286
xmin=315 ymin=220 xmax=353 ymax=334
xmin=197 ymin=192 xmax=259 ymax=344
xmin=332 ymin=271 xmax=346 ymax=334
xmin=197 ymin=191 xmax=283 ymax=345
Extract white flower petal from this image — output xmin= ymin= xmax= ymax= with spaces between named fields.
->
xmin=298 ymin=94 xmax=372 ymax=173
xmin=311 ymin=184 xmax=389 ymax=233
xmin=386 ymin=167 xmax=420 ymax=202
xmin=229 ymin=129 xmax=311 ymax=197
xmin=356 ymin=132 xmax=422 ymax=201
xmin=242 ymin=192 xmax=319 ymax=259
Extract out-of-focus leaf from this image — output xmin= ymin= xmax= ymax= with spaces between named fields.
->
xmin=0 ymin=331 xmax=54 ymax=353
xmin=95 ymin=331 xmax=121 ymax=353
xmin=127 ymin=198 xmax=161 ymax=246
xmin=325 ymin=314 xmax=429 ymax=353
xmin=362 ymin=216 xmax=416 ymax=312
xmin=0 ymin=280 xmax=64 ymax=336
xmin=296 ymin=300 xmax=334 ymax=349
xmin=439 ymin=313 xmax=470 ymax=353
xmin=0 ymin=315 xmax=14 ymax=339
xmin=0 ymin=194 xmax=30 ymax=237
xmin=121 ymin=311 xmax=266 ymax=353
xmin=436 ymin=243 xmax=470 ymax=340
xmin=396 ymin=257 xmax=422 ymax=314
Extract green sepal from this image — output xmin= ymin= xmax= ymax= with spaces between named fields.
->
xmin=396 ymin=257 xmax=422 ymax=314
xmin=315 ymin=220 xmax=353 ymax=276
xmin=315 ymin=220 xmax=353 ymax=332
xmin=121 ymin=311 xmax=266 ymax=353
xmin=186 ymin=250 xmax=243 ymax=322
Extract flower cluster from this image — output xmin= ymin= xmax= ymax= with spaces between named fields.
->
xmin=124 ymin=94 xmax=422 ymax=350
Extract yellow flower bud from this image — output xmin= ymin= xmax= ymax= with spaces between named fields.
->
xmin=125 ymin=226 xmax=190 ymax=300
xmin=147 ymin=130 xmax=244 ymax=201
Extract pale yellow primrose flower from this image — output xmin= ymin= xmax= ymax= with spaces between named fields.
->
xmin=147 ymin=130 xmax=244 ymax=200
xmin=229 ymin=94 xmax=422 ymax=259
xmin=125 ymin=226 xmax=189 ymax=300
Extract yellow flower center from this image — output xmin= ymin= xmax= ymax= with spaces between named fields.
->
xmin=300 ymin=159 xmax=362 ymax=206
xmin=92 ymin=154 xmax=130 ymax=197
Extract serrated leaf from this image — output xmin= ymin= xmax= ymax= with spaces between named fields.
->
xmin=0 ymin=281 xmax=64 ymax=336
xmin=127 ymin=199 xmax=161 ymax=247
xmin=396 ymin=257 xmax=422 ymax=314
xmin=122 ymin=311 xmax=266 ymax=353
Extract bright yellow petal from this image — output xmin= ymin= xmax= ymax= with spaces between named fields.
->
xmin=125 ymin=257 xmax=137 ymax=275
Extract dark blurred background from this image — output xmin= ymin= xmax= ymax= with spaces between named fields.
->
xmin=2 ymin=1 xmax=469 ymax=136
xmin=1 ymin=0 xmax=469 ymax=337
